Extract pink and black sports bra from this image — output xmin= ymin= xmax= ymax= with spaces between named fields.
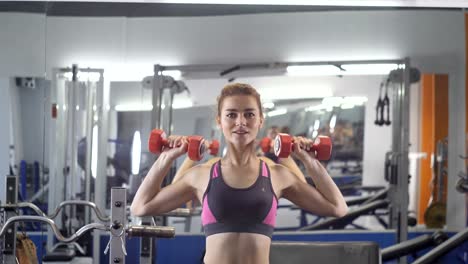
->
xmin=201 ymin=160 xmax=278 ymax=238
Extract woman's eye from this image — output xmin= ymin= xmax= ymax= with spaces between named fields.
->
xmin=227 ymin=113 xmax=236 ymax=118
xmin=246 ymin=113 xmax=255 ymax=118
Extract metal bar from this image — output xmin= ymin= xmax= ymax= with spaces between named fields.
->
xmin=94 ymin=69 xmax=107 ymax=264
xmin=4 ymin=201 xmax=200 ymax=222
xmin=151 ymin=65 xmax=163 ymax=130
xmin=0 ymin=216 xmax=107 ymax=243
xmin=161 ymin=59 xmax=405 ymax=71
xmin=33 ymin=161 xmax=40 ymax=195
xmin=1 ymin=202 xmax=47 ymax=217
xmin=58 ymin=67 xmax=104 ymax=73
xmin=140 ymin=217 xmax=153 ymax=264
xmin=48 ymin=200 xmax=109 ymax=221
xmin=362 ymin=187 xmax=389 ymax=205
xmin=48 ymin=69 xmax=67 ymax=250
xmin=382 ymin=231 xmax=448 ymax=262
xmin=110 ymin=188 xmax=127 ymax=264
xmin=149 ymin=65 xmax=166 ymax=264
xmin=399 ymin=58 xmax=411 ymax=238
xmin=168 ymin=90 xmax=174 ymax=135
xmin=298 ymin=200 xmax=389 ymax=231
xmin=19 ymin=161 xmax=27 ymax=200
xmin=184 ymin=216 xmax=192 ymax=233
xmin=382 ymin=234 xmax=433 ymax=261
xmin=161 ymin=208 xmax=202 ymax=217
xmin=3 ymin=176 xmax=17 ymax=264
xmin=412 ymin=229 xmax=468 ymax=264
xmin=127 ymin=225 xmax=175 ymax=238
xmin=68 ymin=64 xmax=79 ymax=236
xmin=394 ymin=58 xmax=411 ymax=264
xmin=28 ymin=182 xmax=49 ymax=203
xmin=84 ymin=80 xmax=95 ymax=225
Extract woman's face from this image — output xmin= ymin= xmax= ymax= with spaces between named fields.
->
xmin=217 ymin=95 xmax=263 ymax=146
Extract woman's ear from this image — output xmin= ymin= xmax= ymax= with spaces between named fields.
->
xmin=216 ymin=116 xmax=221 ymax=129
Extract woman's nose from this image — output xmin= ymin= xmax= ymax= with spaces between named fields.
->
xmin=236 ymin=115 xmax=246 ymax=126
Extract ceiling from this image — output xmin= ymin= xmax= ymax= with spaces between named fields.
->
xmin=0 ymin=1 xmax=458 ymax=17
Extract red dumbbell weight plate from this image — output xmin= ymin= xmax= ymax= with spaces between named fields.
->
xmin=314 ymin=136 xmax=332 ymax=160
xmin=187 ymin=136 xmax=204 ymax=161
xmin=274 ymin=133 xmax=293 ymax=158
xmin=260 ymin=137 xmax=272 ymax=153
xmin=149 ymin=129 xmax=166 ymax=154
xmin=209 ymin=140 xmax=220 ymax=156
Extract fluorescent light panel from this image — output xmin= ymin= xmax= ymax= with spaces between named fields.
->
xmin=114 ymin=101 xmax=193 ymax=111
xmin=260 ymin=86 xmax=333 ymax=101
xmin=91 ymin=125 xmax=98 ymax=179
xmin=313 ymin=120 xmax=320 ymax=130
xmin=306 ymin=96 xmax=368 ymax=112
xmin=263 ymin=102 xmax=275 ymax=109
xmin=162 ymin=70 xmax=182 ymax=79
xmin=341 ymin=64 xmax=402 ymax=75
xmin=287 ymin=65 xmax=340 ymax=76
xmin=131 ymin=131 xmax=142 ymax=175
xmin=63 ymin=72 xmax=101 ymax=82
xmin=114 ymin=104 xmax=153 ymax=111
xmin=267 ymin=108 xmax=288 ymax=117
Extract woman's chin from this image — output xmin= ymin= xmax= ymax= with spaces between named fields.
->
xmin=228 ymin=137 xmax=254 ymax=146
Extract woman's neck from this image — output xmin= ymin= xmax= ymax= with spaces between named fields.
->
xmin=223 ymin=143 xmax=258 ymax=167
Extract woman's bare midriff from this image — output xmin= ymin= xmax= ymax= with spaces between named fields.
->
xmin=204 ymin=232 xmax=271 ymax=264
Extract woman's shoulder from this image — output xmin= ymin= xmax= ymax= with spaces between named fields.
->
xmin=204 ymin=157 xmax=221 ymax=166
xmin=259 ymin=156 xmax=276 ymax=167
xmin=267 ymin=162 xmax=296 ymax=183
xmin=185 ymin=158 xmax=219 ymax=178
xmin=267 ymin=163 xmax=290 ymax=174
xmin=182 ymin=158 xmax=218 ymax=188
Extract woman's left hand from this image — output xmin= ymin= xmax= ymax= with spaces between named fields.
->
xmin=291 ymin=136 xmax=316 ymax=162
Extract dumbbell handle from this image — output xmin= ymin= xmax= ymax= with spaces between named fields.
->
xmin=158 ymin=137 xmax=189 ymax=150
xmin=292 ymin=139 xmax=320 ymax=152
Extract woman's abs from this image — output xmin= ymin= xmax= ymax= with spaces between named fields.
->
xmin=204 ymin=233 xmax=271 ymax=264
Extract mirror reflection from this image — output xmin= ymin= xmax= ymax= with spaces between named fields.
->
xmin=0 ymin=2 xmax=49 ymax=263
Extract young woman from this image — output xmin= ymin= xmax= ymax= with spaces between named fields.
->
xmin=131 ymin=83 xmax=348 ymax=264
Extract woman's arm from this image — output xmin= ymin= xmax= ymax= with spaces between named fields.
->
xmin=279 ymin=164 xmax=348 ymax=217
xmin=172 ymin=157 xmax=197 ymax=184
xmin=130 ymin=137 xmax=195 ymax=216
xmin=279 ymin=137 xmax=348 ymax=217
xmin=278 ymin=156 xmax=307 ymax=183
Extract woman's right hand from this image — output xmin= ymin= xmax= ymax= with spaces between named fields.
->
xmin=162 ymin=135 xmax=188 ymax=160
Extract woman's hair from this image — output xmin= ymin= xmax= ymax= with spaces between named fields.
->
xmin=216 ymin=83 xmax=263 ymax=117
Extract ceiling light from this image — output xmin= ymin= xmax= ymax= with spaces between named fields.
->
xmin=267 ymin=108 xmax=287 ymax=117
xmin=286 ymin=65 xmax=341 ymax=76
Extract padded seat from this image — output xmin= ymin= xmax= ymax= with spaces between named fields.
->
xmin=270 ymin=241 xmax=380 ymax=264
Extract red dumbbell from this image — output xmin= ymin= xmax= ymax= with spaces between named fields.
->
xmin=149 ymin=129 xmax=206 ymax=161
xmin=273 ymin=133 xmax=332 ymax=161
xmin=206 ymin=139 xmax=220 ymax=156
xmin=260 ymin=137 xmax=272 ymax=153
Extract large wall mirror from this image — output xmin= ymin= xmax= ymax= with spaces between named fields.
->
xmin=0 ymin=2 xmax=49 ymax=263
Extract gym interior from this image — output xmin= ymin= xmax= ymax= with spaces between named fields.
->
xmin=0 ymin=1 xmax=467 ymax=264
